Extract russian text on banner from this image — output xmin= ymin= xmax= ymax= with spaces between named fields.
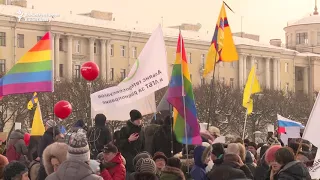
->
xmin=0 ymin=32 xmax=53 ymax=96
xmin=91 ymin=25 xmax=168 ymax=109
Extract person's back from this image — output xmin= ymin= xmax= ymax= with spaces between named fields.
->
xmin=6 ymin=130 xmax=28 ymax=163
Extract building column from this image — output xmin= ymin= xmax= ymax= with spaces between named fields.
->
xmin=54 ymin=34 xmax=60 ymax=80
xmin=273 ymin=58 xmax=278 ymax=90
xmin=67 ymin=36 xmax=73 ymax=80
xmin=51 ymin=34 xmax=55 ymax=78
xmin=100 ymin=39 xmax=107 ymax=80
xmin=243 ymin=55 xmax=247 ymax=84
xmin=251 ymin=56 xmax=255 ymax=68
xmin=238 ymin=54 xmax=244 ymax=89
xmin=303 ymin=67 xmax=309 ymax=94
xmin=265 ymin=57 xmax=271 ymax=89
xmin=89 ymin=38 xmax=95 ymax=62
xmin=277 ymin=59 xmax=281 ymax=90
xmin=106 ymin=40 xmax=111 ymax=82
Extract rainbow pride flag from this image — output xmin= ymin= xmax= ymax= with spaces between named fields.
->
xmin=167 ymin=32 xmax=201 ymax=145
xmin=0 ymin=32 xmax=53 ymax=96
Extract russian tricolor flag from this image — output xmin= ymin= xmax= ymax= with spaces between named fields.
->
xmin=278 ymin=114 xmax=304 ymax=137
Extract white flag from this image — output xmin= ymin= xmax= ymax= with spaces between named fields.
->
xmin=309 ymin=150 xmax=320 ymax=179
xmin=91 ymin=25 xmax=169 ymax=110
xmin=303 ymin=91 xmax=320 ymax=147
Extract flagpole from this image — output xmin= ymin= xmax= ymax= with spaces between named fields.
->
xmin=242 ymin=64 xmax=257 ymax=140
xmin=169 ymin=104 xmax=174 ymax=157
xmin=179 ymin=28 xmax=189 ymax=173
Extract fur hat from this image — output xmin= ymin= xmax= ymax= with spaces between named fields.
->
xmin=3 ymin=161 xmax=28 ymax=180
xmin=153 ymin=152 xmax=167 ymax=163
xmin=133 ymin=151 xmax=151 ymax=170
xmin=67 ymin=131 xmax=90 ymax=162
xmin=43 ymin=142 xmax=68 ymax=175
xmin=130 ymin=109 xmax=142 ymax=122
xmin=265 ymin=145 xmax=282 ymax=164
xmin=136 ymin=158 xmax=156 ymax=173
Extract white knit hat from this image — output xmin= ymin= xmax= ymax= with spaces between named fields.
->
xmin=67 ymin=131 xmax=90 ymax=162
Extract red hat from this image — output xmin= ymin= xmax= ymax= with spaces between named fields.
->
xmin=265 ymin=145 xmax=282 ymax=164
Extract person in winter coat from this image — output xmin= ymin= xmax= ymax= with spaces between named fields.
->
xmin=134 ymin=158 xmax=158 ymax=180
xmin=190 ymin=145 xmax=212 ymax=180
xmin=3 ymin=161 xmax=29 ymax=180
xmin=245 ymin=151 xmax=256 ymax=175
xmin=207 ymin=153 xmax=253 ymax=180
xmin=152 ymin=116 xmax=182 ymax=157
xmin=27 ymin=136 xmax=41 ymax=162
xmin=0 ymin=154 xmax=8 ymax=179
xmin=210 ymin=143 xmax=225 ymax=172
xmin=153 ymin=152 xmax=167 ymax=178
xmin=6 ymin=130 xmax=28 ymax=163
xmin=271 ymin=147 xmax=311 ymax=180
xmin=99 ymin=143 xmax=126 ymax=180
xmin=43 ymin=142 xmax=68 ymax=175
xmin=128 ymin=151 xmax=152 ymax=180
xmin=160 ymin=157 xmax=185 ymax=180
xmin=45 ymin=131 xmax=103 ymax=180
xmin=87 ymin=114 xmax=113 ymax=159
xmin=118 ymin=109 xmax=145 ymax=174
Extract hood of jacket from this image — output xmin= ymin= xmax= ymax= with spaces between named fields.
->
xmin=50 ymin=159 xmax=101 ymax=180
xmin=193 ymin=145 xmax=212 ymax=169
xmin=245 ymin=151 xmax=253 ymax=164
xmin=43 ymin=142 xmax=68 ymax=175
xmin=9 ymin=130 xmax=24 ymax=140
xmin=110 ymin=152 xmax=123 ymax=164
xmin=277 ymin=161 xmax=311 ymax=179
xmin=161 ymin=166 xmax=186 ymax=180
xmin=95 ymin=116 xmax=106 ymax=127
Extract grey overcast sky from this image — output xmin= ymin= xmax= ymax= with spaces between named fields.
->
xmin=26 ymin=0 xmax=316 ymax=43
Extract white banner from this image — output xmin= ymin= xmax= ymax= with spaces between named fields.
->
xmin=91 ymin=25 xmax=168 ymax=110
xmin=309 ymin=150 xmax=320 ymax=179
xmin=91 ymin=93 xmax=156 ymax=121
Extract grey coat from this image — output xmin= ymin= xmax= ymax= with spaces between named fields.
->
xmin=8 ymin=130 xmax=28 ymax=155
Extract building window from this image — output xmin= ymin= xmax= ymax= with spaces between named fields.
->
xmin=285 ymin=62 xmax=289 ymax=73
xmin=285 ymin=83 xmax=289 ymax=92
xmin=201 ymin=78 xmax=205 ymax=85
xmin=0 ymin=59 xmax=5 ymax=73
xmin=296 ymin=32 xmax=308 ymax=45
xmin=297 ymin=69 xmax=303 ymax=81
xmin=230 ymin=61 xmax=236 ymax=68
xmin=230 ymin=78 xmax=234 ymax=88
xmin=74 ymin=65 xmax=81 ymax=78
xmin=0 ymin=32 xmax=5 ymax=46
xmin=120 ymin=46 xmax=126 ymax=57
xmin=74 ymin=40 xmax=81 ymax=53
xmin=59 ymin=38 xmax=64 ymax=51
xmin=132 ymin=46 xmax=137 ymax=58
xmin=110 ymin=68 xmax=114 ymax=81
xmin=59 ymin=64 xmax=64 ymax=77
xmin=120 ymin=69 xmax=126 ymax=80
xmin=94 ymin=42 xmax=98 ymax=54
xmin=17 ymin=34 xmax=24 ymax=48
xmin=110 ymin=44 xmax=114 ymax=56
xmin=201 ymin=54 xmax=205 ymax=68
xmin=187 ymin=53 xmax=192 ymax=64
xmin=190 ymin=74 xmax=192 ymax=81
xmin=221 ymin=77 xmax=225 ymax=84
xmin=37 ymin=36 xmax=42 ymax=42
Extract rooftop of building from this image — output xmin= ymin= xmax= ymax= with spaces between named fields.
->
xmin=287 ymin=14 xmax=320 ymax=26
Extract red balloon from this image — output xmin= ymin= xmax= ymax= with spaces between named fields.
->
xmin=24 ymin=133 xmax=30 ymax=146
xmin=54 ymin=100 xmax=72 ymax=119
xmin=81 ymin=61 xmax=99 ymax=81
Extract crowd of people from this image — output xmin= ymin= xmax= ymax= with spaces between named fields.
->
xmin=0 ymin=109 xmax=316 ymax=180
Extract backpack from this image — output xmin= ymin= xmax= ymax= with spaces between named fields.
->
xmin=87 ymin=127 xmax=103 ymax=159
xmin=6 ymin=140 xmax=20 ymax=162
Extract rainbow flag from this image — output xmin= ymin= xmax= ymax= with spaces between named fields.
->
xmin=167 ymin=32 xmax=201 ymax=145
xmin=0 ymin=32 xmax=53 ymax=96
xmin=203 ymin=3 xmax=238 ymax=77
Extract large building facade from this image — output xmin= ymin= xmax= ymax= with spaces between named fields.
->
xmin=0 ymin=1 xmax=318 ymax=95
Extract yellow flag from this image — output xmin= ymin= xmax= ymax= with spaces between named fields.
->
xmin=242 ymin=66 xmax=261 ymax=115
xmin=203 ymin=3 xmax=238 ymax=77
xmin=27 ymin=92 xmax=38 ymax=110
xmin=30 ymin=102 xmax=45 ymax=136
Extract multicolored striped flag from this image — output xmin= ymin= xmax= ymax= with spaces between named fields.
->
xmin=167 ymin=32 xmax=201 ymax=145
xmin=203 ymin=3 xmax=238 ymax=77
xmin=0 ymin=32 xmax=53 ymax=96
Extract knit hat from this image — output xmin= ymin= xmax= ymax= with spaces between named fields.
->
xmin=67 ymin=131 xmax=90 ymax=162
xmin=133 ymin=151 xmax=151 ymax=171
xmin=136 ymin=158 xmax=156 ymax=173
xmin=130 ymin=109 xmax=142 ymax=122
xmin=167 ymin=157 xmax=181 ymax=168
xmin=265 ymin=145 xmax=282 ymax=164
xmin=103 ymin=143 xmax=118 ymax=153
xmin=211 ymin=143 xmax=225 ymax=157
xmin=46 ymin=120 xmax=56 ymax=128
xmin=153 ymin=152 xmax=167 ymax=163
xmin=3 ymin=161 xmax=28 ymax=180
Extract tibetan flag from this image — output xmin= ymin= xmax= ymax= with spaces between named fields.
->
xmin=242 ymin=66 xmax=261 ymax=115
xmin=203 ymin=3 xmax=238 ymax=77
xmin=30 ymin=102 xmax=45 ymax=136
xmin=27 ymin=92 xmax=38 ymax=110
xmin=167 ymin=32 xmax=201 ymax=145
xmin=0 ymin=32 xmax=53 ymax=96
